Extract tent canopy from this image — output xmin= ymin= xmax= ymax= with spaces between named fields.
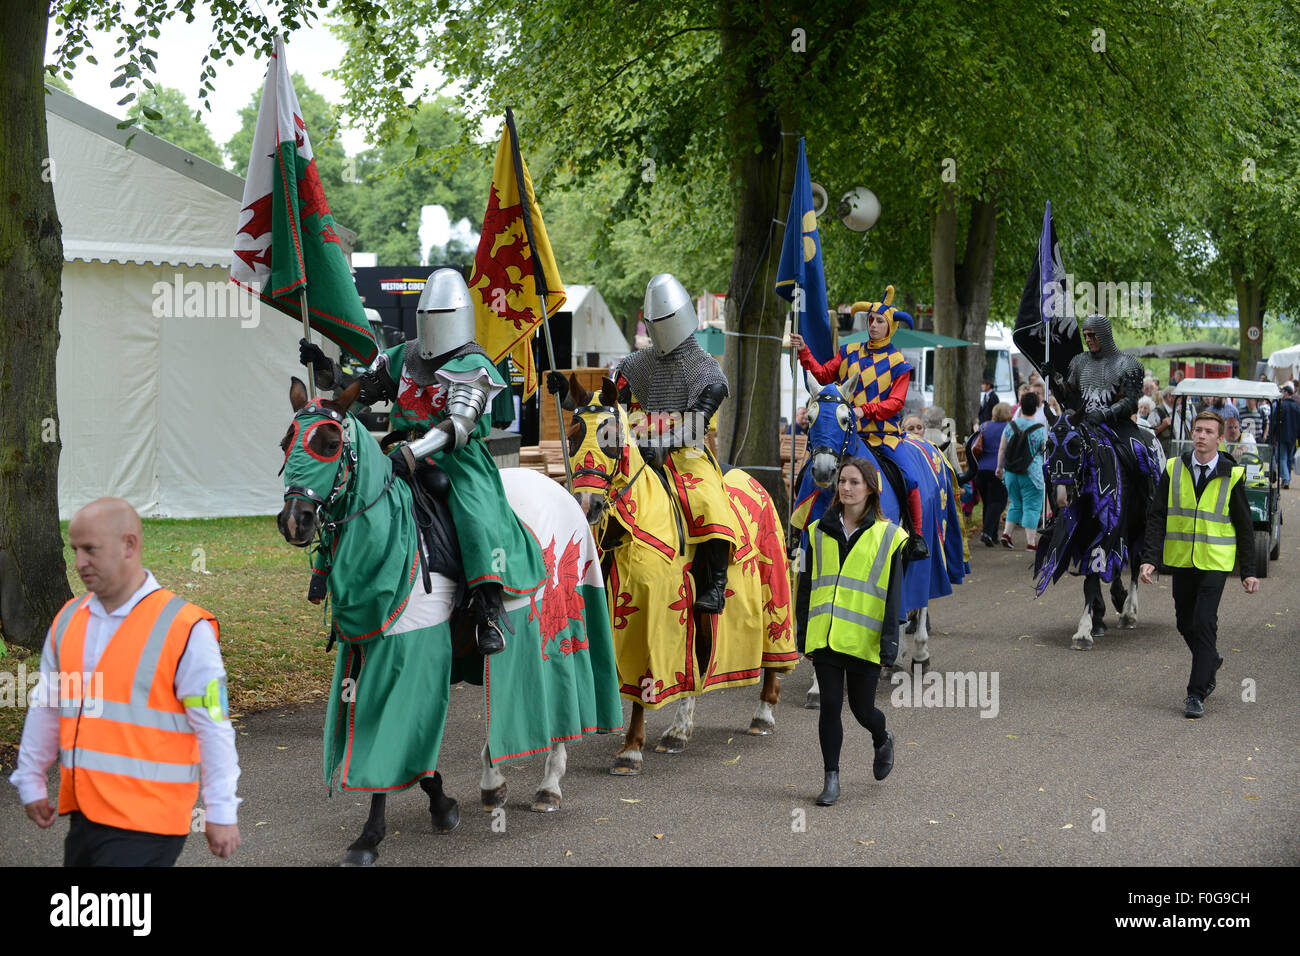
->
xmin=1123 ymin=341 xmax=1238 ymax=360
xmin=1172 ymin=377 xmax=1280 ymax=400
xmin=1267 ymin=344 xmax=1300 ymax=368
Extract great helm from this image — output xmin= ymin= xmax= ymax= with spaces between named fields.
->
xmin=416 ymin=268 xmax=476 ymax=360
xmin=852 ymin=284 xmax=914 ymax=348
xmin=642 ymin=273 xmax=698 ymax=356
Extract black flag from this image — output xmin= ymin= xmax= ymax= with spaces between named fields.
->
xmin=1013 ymin=201 xmax=1082 ymax=379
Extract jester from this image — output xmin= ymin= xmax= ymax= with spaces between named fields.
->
xmin=548 ymin=273 xmax=737 ymax=614
xmin=790 ymin=285 xmax=929 ymax=560
xmin=299 ymin=267 xmax=546 ymax=654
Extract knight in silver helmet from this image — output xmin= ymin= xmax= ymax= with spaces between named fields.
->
xmin=299 ymin=267 xmax=545 ymax=656
xmin=547 ymin=272 xmax=737 ymax=614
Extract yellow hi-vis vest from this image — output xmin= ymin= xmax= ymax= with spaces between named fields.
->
xmin=806 ymin=517 xmax=909 ymax=664
xmin=1163 ymin=457 xmax=1244 ymax=572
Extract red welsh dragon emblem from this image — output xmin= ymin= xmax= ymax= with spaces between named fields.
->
xmin=530 ymin=535 xmax=588 ymax=660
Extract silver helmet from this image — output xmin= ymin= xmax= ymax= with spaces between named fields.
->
xmin=642 ymin=273 xmax=697 ymax=356
xmin=415 ymin=268 xmax=476 ymax=360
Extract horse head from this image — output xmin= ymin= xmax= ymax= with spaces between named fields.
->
xmin=277 ymin=377 xmax=363 ymax=546
xmin=1045 ymin=409 xmax=1098 ymax=511
xmin=806 ymin=368 xmax=862 ymax=489
xmin=565 ymin=375 xmax=635 ymax=529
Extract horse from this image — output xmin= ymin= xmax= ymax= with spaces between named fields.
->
xmin=1034 ymin=409 xmax=1163 ymax=649
xmin=790 ymin=373 xmax=968 ymax=706
xmin=277 ymin=378 xmax=621 ymax=864
xmin=562 ymin=376 xmax=797 ymax=775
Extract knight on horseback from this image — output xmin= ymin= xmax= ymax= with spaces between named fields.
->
xmin=548 ymin=273 xmax=737 ymax=615
xmin=1046 ymin=313 xmax=1150 ymax=485
xmin=791 ymin=286 xmax=929 ymax=562
xmin=300 ymin=267 xmax=545 ymax=655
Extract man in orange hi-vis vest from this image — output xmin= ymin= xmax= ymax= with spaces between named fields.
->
xmin=8 ymin=498 xmax=241 ymax=866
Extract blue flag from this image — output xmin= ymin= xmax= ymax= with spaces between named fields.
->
xmin=776 ymin=138 xmax=832 ymax=364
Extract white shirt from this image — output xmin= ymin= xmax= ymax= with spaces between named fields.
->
xmin=1191 ymin=453 xmax=1218 ymax=485
xmin=9 ymin=571 xmax=241 ymax=825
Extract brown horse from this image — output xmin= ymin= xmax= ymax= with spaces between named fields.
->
xmin=565 ymin=377 xmax=796 ymax=774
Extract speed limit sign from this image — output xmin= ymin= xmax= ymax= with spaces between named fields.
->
xmin=1247 ymin=326 xmax=1261 ymax=341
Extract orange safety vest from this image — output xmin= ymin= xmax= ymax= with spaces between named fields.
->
xmin=51 ymin=588 xmax=219 ymax=835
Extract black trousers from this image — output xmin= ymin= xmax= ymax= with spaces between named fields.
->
xmin=975 ymin=469 xmax=1007 ymax=539
xmin=813 ymin=657 xmax=887 ymax=771
xmin=1170 ymin=569 xmax=1228 ymax=701
xmin=64 ymin=812 xmax=187 ymax=867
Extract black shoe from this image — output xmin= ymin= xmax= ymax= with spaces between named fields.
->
xmin=1206 ymin=656 xmax=1225 ymax=699
xmin=1184 ymin=696 xmax=1204 ymax=718
xmin=905 ymin=533 xmax=930 ymax=562
xmin=468 ymin=586 xmax=511 ymax=656
xmin=980 ymin=533 xmax=995 ymax=548
xmin=695 ymin=572 xmax=728 ymax=615
xmin=873 ymin=730 xmax=895 ymax=780
xmin=816 ymin=771 xmax=840 ymax=806
xmin=1091 ymin=620 xmax=1106 ymax=640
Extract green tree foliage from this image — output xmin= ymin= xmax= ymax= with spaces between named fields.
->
xmin=125 ymin=84 xmax=224 ymax=166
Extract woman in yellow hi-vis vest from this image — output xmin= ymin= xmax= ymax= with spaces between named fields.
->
xmin=1140 ymin=411 xmax=1258 ymax=719
xmin=801 ymin=457 xmax=910 ymax=806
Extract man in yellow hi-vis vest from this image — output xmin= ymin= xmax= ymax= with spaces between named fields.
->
xmin=1141 ymin=411 xmax=1258 ymax=719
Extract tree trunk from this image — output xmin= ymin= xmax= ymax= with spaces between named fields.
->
xmin=930 ymin=185 xmax=999 ymax=438
xmin=1230 ymin=262 xmax=1267 ymax=377
xmin=0 ymin=8 xmax=71 ymax=651
xmin=717 ymin=14 xmax=796 ymax=514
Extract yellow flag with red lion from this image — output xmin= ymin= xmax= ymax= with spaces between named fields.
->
xmin=469 ymin=110 xmax=564 ymax=400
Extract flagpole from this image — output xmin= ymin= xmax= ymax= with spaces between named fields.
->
xmin=790 ymin=287 xmax=800 ymax=525
xmin=299 ymin=289 xmax=316 ymax=400
xmin=504 ymin=108 xmax=572 ymax=491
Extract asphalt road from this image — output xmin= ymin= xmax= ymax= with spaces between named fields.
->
xmin=4 ymin=494 xmax=1297 ymax=868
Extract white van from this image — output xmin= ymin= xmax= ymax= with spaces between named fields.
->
xmin=901 ymin=321 xmax=1020 ymax=411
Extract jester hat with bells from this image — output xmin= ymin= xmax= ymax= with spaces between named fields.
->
xmin=853 ymin=285 xmax=914 ymax=349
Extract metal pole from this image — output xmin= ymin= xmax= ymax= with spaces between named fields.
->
xmin=299 ymin=288 xmax=316 ymax=400
xmin=537 ymin=291 xmax=574 ymax=491
xmin=789 ymin=287 xmax=801 ymax=524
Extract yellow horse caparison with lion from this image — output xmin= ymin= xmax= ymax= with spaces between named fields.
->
xmin=564 ymin=376 xmax=797 ymax=774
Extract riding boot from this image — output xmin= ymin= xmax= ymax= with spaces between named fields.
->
xmin=903 ymin=488 xmax=930 ymax=561
xmin=693 ymin=538 xmax=730 ymax=615
xmin=468 ymin=583 xmax=513 ymax=656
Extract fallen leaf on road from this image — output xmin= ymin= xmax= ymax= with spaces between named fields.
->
xmin=906 ymin=741 xmax=920 ymax=746
xmin=726 ymin=737 xmax=733 ymax=744
xmin=596 ymin=818 xmax=609 ymax=822
xmin=927 ymin=819 xmax=938 ymax=825
xmin=1242 ymin=776 xmax=1256 ymax=780
xmin=1061 ymin=824 xmax=1073 ymax=829
xmin=1085 ymin=793 xmax=1095 ymax=800
xmin=1038 ymin=787 xmax=1045 ymax=792
xmin=1006 ymin=734 xmax=1018 ymax=739
xmin=856 ymin=840 xmax=875 ymax=846
xmin=255 ymin=821 xmax=269 ymax=827
xmin=722 ymin=755 xmax=740 ymax=765
xmin=275 ymin=746 xmax=288 ymax=751
xmin=565 ymin=850 xmax=572 ymax=857
xmin=1243 ymin=795 xmax=1260 ymax=800
xmin=619 ymin=798 xmax=641 ymax=803
xmin=996 ymin=844 xmax=1002 ymax=851
xmin=947 ymin=812 xmax=955 ymax=817
xmin=653 ymin=833 xmax=664 ymax=839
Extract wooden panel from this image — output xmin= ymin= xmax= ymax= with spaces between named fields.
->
xmin=540 ymin=367 xmax=610 ymax=444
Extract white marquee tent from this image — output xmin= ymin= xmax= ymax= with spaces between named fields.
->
xmin=558 ymin=284 xmax=630 ymax=369
xmin=47 ymin=88 xmax=350 ymax=518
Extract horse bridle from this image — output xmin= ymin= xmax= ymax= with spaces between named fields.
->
xmin=809 ymin=390 xmax=855 ymax=463
xmin=571 ymin=403 xmax=650 ymax=512
xmin=282 ymin=402 xmax=396 ymax=535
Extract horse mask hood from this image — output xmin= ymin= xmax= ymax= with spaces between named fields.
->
xmin=855 ymin=285 xmax=915 ymax=349
xmin=283 ymin=401 xmax=352 ymax=507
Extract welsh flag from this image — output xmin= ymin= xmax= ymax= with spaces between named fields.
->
xmin=231 ymin=35 xmax=377 ymax=364
xmin=468 ymin=109 xmax=564 ymax=400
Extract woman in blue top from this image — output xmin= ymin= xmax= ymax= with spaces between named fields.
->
xmin=996 ymin=391 xmax=1047 ymax=550
xmin=975 ymin=403 xmax=1011 ymax=546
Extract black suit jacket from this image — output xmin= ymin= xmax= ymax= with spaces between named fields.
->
xmin=1142 ymin=451 xmax=1256 ymax=579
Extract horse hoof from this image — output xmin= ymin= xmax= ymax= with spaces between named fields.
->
xmin=610 ymin=755 xmax=643 ymax=775
xmin=480 ymin=784 xmax=507 ymax=812
xmin=1120 ymin=617 xmax=1137 ymax=630
xmin=531 ymin=790 xmax=561 ymax=813
xmin=655 ymin=737 xmax=687 ymax=754
xmin=341 ymin=846 xmax=377 ymax=867
xmin=1072 ymin=636 xmax=1093 ymax=650
xmin=914 ymin=657 xmax=933 ymax=673
xmin=804 ymin=693 xmax=821 ymax=710
xmin=432 ymin=799 xmax=460 ymax=834
xmin=747 ymin=718 xmax=775 ymax=736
